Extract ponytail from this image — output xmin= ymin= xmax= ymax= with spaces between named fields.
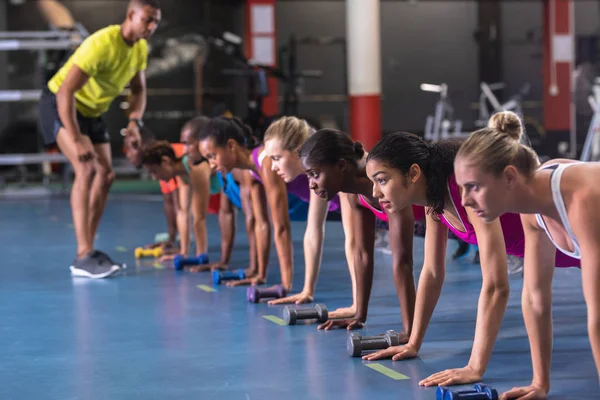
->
xmin=198 ymin=116 xmax=259 ymax=149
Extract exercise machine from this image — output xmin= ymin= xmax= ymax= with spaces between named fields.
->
xmin=421 ymin=82 xmax=463 ymax=142
xmin=579 ymin=77 xmax=600 ymax=161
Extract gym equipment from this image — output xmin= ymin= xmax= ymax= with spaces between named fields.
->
xmin=475 ymin=81 xmax=543 ymax=149
xmin=436 ymin=384 xmax=498 ymax=400
xmin=246 ymin=285 xmax=287 ymax=303
xmin=580 ymin=77 xmax=600 ymax=161
xmin=134 ymin=247 xmax=162 ymax=259
xmin=421 ymin=83 xmax=463 ymax=142
xmin=174 ymin=253 xmax=209 ymax=271
xmin=346 ymin=330 xmax=402 ymax=357
xmin=212 ymin=269 xmax=246 ymax=285
xmin=283 ymin=304 xmax=328 ymax=325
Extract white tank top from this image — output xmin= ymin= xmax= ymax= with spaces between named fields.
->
xmin=535 ymin=163 xmax=582 ymax=259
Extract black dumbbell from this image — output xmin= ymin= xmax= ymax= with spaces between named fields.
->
xmin=347 ymin=330 xmax=402 ymax=357
xmin=282 ymin=304 xmax=328 ymax=325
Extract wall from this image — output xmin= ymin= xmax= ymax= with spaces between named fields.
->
xmin=276 ymin=1 xmax=479 ymax=135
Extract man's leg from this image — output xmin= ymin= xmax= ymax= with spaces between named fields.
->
xmin=55 ymin=129 xmax=96 ymax=258
xmin=88 ymin=142 xmax=114 ymax=242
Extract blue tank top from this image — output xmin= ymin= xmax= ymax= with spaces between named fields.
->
xmin=217 ymin=172 xmax=242 ymax=209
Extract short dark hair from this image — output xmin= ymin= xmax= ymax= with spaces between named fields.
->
xmin=131 ymin=0 xmax=161 ymax=9
xmin=182 ymin=116 xmax=211 ymax=142
xmin=141 ymin=140 xmax=176 ymax=165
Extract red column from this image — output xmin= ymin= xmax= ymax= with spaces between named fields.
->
xmin=245 ymin=0 xmax=278 ymax=116
xmin=542 ymin=0 xmax=574 ymax=145
xmin=346 ymin=0 xmax=381 ymax=151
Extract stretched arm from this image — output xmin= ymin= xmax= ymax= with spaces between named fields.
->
xmin=239 ymin=171 xmax=258 ymax=274
xmin=217 ymin=190 xmax=235 ymax=264
xmin=189 ymin=164 xmax=210 ymax=256
xmin=319 ymin=195 xmax=376 ymax=330
xmin=164 ymin=191 xmax=178 ymax=244
xmin=269 ymin=189 xmax=329 ymax=304
xmin=420 ymin=208 xmax=511 ymax=386
xmin=174 ymin=181 xmax=191 ymax=258
xmin=261 ymin=159 xmax=294 ymax=291
xmin=388 ymin=206 xmax=416 ymax=343
xmin=501 ymin=215 xmax=557 ymax=399
xmin=364 ymin=211 xmax=448 ymax=360
xmin=226 ymin=173 xmax=271 ymax=287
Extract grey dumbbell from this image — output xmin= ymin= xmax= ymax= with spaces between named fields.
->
xmin=283 ymin=303 xmax=328 ymax=325
xmin=347 ymin=330 xmax=402 ymax=357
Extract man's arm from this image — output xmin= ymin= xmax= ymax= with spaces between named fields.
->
xmin=125 ymin=71 xmax=147 ymax=141
xmin=56 ymin=66 xmax=89 ymax=143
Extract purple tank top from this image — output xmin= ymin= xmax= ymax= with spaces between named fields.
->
xmin=251 ymin=146 xmax=341 ymax=212
xmin=441 ymin=174 xmax=577 ymax=268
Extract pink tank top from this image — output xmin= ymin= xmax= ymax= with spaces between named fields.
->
xmin=358 ymin=194 xmax=426 ymax=222
xmin=441 ymin=174 xmax=578 ymax=268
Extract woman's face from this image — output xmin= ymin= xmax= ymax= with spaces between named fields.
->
xmin=199 ymin=137 xmax=237 ymax=173
xmin=264 ymin=139 xmax=302 ymax=182
xmin=180 ymin=128 xmax=203 ymax=165
xmin=301 ymin=158 xmax=345 ymax=201
xmin=366 ymin=159 xmax=416 ymax=214
xmin=454 ymin=156 xmax=509 ymax=223
xmin=144 ymin=157 xmax=175 ymax=182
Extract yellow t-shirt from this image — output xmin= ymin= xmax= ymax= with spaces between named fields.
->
xmin=48 ymin=25 xmax=148 ymax=118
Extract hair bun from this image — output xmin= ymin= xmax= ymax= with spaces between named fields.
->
xmin=353 ymin=141 xmax=365 ymax=158
xmin=488 ymin=111 xmax=523 ymax=141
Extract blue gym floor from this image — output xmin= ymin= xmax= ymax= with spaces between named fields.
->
xmin=0 ymin=195 xmax=596 ymax=399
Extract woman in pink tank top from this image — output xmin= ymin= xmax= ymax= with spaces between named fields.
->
xmin=454 ymin=111 xmax=590 ymax=399
xmin=299 ymin=128 xmax=424 ymax=338
xmin=360 ymin=130 xmax=578 ymax=390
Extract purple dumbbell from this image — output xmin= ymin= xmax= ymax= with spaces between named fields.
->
xmin=246 ymin=285 xmax=287 ymax=303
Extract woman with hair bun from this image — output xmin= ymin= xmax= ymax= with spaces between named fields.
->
xmin=454 ymin=111 xmax=592 ymax=399
xmin=359 ymin=119 xmax=578 ymax=391
xmin=299 ymin=129 xmax=425 ymax=337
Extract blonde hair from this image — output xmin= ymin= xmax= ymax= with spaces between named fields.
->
xmin=456 ymin=111 xmax=540 ymax=177
xmin=263 ymin=116 xmax=315 ymax=152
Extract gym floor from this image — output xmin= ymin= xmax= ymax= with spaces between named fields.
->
xmin=1 ymin=196 xmax=596 ymax=399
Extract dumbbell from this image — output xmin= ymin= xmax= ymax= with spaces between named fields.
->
xmin=135 ymin=247 xmax=162 ymax=258
xmin=212 ymin=269 xmax=246 ymax=285
xmin=174 ymin=253 xmax=209 ymax=271
xmin=247 ymin=285 xmax=287 ymax=303
xmin=283 ymin=304 xmax=328 ymax=325
xmin=346 ymin=330 xmax=402 ymax=357
xmin=436 ymin=384 xmax=498 ymax=400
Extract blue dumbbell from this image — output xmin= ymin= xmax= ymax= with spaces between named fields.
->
xmin=212 ymin=269 xmax=246 ymax=285
xmin=436 ymin=385 xmax=498 ymax=400
xmin=473 ymin=384 xmax=498 ymax=400
xmin=174 ymin=253 xmax=209 ymax=271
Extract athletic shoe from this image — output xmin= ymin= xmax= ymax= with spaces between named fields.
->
xmin=70 ymin=251 xmax=121 ymax=279
xmin=92 ymin=250 xmax=127 ymax=270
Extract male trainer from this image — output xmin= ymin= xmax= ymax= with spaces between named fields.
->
xmin=39 ymin=0 xmax=161 ymax=278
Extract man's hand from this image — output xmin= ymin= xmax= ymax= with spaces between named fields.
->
xmin=75 ymin=136 xmax=94 ymax=163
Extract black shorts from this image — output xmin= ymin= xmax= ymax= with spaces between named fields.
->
xmin=39 ymin=87 xmax=110 ymax=146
